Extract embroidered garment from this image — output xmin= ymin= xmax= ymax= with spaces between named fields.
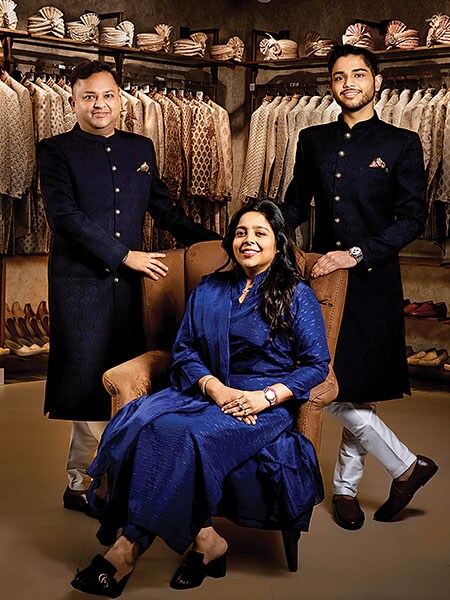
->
xmin=88 ymin=272 xmax=329 ymax=553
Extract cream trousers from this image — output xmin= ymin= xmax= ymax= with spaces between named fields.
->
xmin=325 ymin=402 xmax=416 ymax=497
xmin=66 ymin=421 xmax=108 ymax=492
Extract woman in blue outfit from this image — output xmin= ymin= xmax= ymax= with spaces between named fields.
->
xmin=71 ymin=200 xmax=330 ymax=597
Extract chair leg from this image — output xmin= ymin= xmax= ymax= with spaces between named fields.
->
xmin=281 ymin=529 xmax=301 ymax=572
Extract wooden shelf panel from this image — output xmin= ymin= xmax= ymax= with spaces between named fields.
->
xmin=0 ymin=27 xmax=238 ymax=69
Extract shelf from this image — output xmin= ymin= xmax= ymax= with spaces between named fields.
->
xmin=243 ymin=43 xmax=450 ymax=70
xmin=405 ymin=316 xmax=450 ymax=324
xmin=0 ymin=27 xmax=239 ymax=70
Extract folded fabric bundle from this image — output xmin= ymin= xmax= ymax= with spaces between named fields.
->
xmin=66 ymin=12 xmax=100 ymax=43
xmin=0 ymin=0 xmax=18 ymax=29
xmin=100 ymin=20 xmax=135 ymax=47
xmin=210 ymin=36 xmax=245 ymax=61
xmin=259 ymin=34 xmax=298 ymax=60
xmin=173 ymin=32 xmax=208 ymax=57
xmin=385 ymin=20 xmax=419 ymax=50
xmin=136 ymin=24 xmax=172 ymax=52
xmin=304 ymin=31 xmax=337 ymax=57
xmin=426 ymin=14 xmax=450 ymax=46
xmin=342 ymin=23 xmax=375 ymax=51
xmin=28 ymin=6 xmax=65 ymax=38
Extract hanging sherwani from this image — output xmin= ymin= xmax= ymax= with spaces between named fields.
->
xmin=391 ymin=88 xmax=411 ymax=127
xmin=419 ymin=88 xmax=446 ymax=169
xmin=375 ymin=88 xmax=391 ymax=118
xmin=399 ymin=89 xmax=424 ymax=131
xmin=380 ymin=89 xmax=399 ymax=124
xmin=47 ymin=78 xmax=77 ymax=132
xmin=238 ymin=96 xmax=276 ymax=202
xmin=135 ymin=90 xmax=164 ymax=171
xmin=269 ymin=95 xmax=300 ymax=202
xmin=263 ymin=96 xmax=285 ymax=196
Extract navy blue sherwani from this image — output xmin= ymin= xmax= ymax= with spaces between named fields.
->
xmin=282 ymin=114 xmax=426 ymax=403
xmin=39 ymin=125 xmax=220 ymax=421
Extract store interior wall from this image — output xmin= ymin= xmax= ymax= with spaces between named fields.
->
xmin=6 ymin=1 xmax=449 ymax=345
xmin=15 ymin=1 xmax=450 ymax=212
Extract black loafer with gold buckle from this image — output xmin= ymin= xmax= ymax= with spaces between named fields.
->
xmin=71 ymin=554 xmax=132 ymax=598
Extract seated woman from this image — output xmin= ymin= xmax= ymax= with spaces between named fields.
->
xmin=71 ymin=200 xmax=330 ymax=597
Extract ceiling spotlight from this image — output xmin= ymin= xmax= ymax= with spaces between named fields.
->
xmin=257 ymin=0 xmax=272 ymax=3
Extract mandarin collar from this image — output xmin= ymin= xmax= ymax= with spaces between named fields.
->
xmin=235 ymin=267 xmax=270 ymax=289
xmin=73 ymin=123 xmax=118 ymax=144
xmin=337 ymin=112 xmax=379 ymax=132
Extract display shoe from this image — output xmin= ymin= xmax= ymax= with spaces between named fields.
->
xmin=63 ymin=486 xmax=95 ymax=517
xmin=5 ymin=318 xmax=21 ymax=339
xmin=24 ymin=303 xmax=36 ymax=319
xmin=443 ymin=362 xmax=450 ymax=372
xmin=41 ymin=314 xmax=50 ymax=335
xmin=407 ymin=348 xmax=436 ymax=365
xmin=404 ymin=300 xmax=433 ymax=315
xmin=4 ymin=302 xmax=13 ymax=320
xmin=0 ymin=347 xmax=11 ymax=356
xmin=37 ymin=300 xmax=49 ymax=319
xmin=31 ymin=337 xmax=50 ymax=352
xmin=373 ymin=455 xmax=438 ymax=521
xmin=404 ymin=302 xmax=420 ymax=315
xmin=11 ymin=301 xmax=25 ymax=319
xmin=5 ymin=340 xmax=35 ymax=357
xmin=332 ymin=495 xmax=365 ymax=530
xmin=16 ymin=338 xmax=44 ymax=355
xmin=71 ymin=554 xmax=133 ymax=598
xmin=19 ymin=316 xmax=36 ymax=338
xmin=405 ymin=345 xmax=415 ymax=358
xmin=170 ymin=550 xmax=227 ymax=590
xmin=29 ymin=316 xmax=47 ymax=338
xmin=409 ymin=301 xmax=447 ymax=318
xmin=415 ymin=349 xmax=449 ymax=367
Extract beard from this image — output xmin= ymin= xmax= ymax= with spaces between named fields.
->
xmin=334 ymin=88 xmax=376 ymax=113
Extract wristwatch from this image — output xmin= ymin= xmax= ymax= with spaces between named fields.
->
xmin=348 ymin=246 xmax=364 ymax=264
xmin=263 ymin=387 xmax=278 ymax=407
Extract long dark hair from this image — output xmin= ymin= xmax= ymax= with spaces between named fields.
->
xmin=222 ymin=200 xmax=303 ymax=338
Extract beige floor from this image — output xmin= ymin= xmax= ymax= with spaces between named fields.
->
xmin=0 ymin=380 xmax=449 ymax=600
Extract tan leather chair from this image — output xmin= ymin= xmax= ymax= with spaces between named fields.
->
xmin=103 ymin=240 xmax=348 ymax=571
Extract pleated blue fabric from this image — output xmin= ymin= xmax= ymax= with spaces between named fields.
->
xmin=88 ymin=269 xmax=330 ymax=554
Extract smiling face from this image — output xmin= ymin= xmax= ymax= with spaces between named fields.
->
xmin=232 ymin=211 xmax=277 ymax=277
xmin=331 ymin=54 xmax=382 ymax=118
xmin=70 ymin=71 xmax=120 ymax=137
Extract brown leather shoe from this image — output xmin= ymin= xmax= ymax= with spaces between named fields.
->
xmin=63 ymin=486 xmax=94 ymax=517
xmin=373 ymin=455 xmax=438 ymax=522
xmin=332 ymin=495 xmax=365 ymax=530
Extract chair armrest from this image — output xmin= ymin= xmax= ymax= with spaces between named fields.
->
xmin=103 ymin=350 xmax=172 ymax=415
xmin=296 ymin=366 xmax=338 ymax=455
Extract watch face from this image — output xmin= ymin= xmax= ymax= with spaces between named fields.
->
xmin=264 ymin=389 xmax=276 ymax=403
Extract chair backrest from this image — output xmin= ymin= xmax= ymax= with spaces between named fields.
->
xmin=141 ymin=240 xmax=346 ymax=362
xmin=141 ymin=242 xmax=229 ymax=351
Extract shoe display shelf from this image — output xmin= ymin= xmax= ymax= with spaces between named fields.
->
xmin=401 ymin=249 xmax=450 ymax=387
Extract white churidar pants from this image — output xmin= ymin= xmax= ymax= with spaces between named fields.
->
xmin=325 ymin=402 xmax=416 ymax=497
xmin=66 ymin=421 xmax=108 ymax=491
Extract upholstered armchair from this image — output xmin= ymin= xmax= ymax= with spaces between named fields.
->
xmin=103 ymin=240 xmax=348 ymax=571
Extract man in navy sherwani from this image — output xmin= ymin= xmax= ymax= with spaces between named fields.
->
xmin=282 ymin=45 xmax=437 ymax=530
xmin=39 ymin=60 xmax=220 ymax=515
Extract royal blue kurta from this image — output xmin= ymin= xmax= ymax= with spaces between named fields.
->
xmin=88 ymin=269 xmax=330 ymax=554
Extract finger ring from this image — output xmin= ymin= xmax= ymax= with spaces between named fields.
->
xmin=238 ymin=401 xmax=244 ymax=410
xmin=244 ymin=408 xmax=248 ymax=416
